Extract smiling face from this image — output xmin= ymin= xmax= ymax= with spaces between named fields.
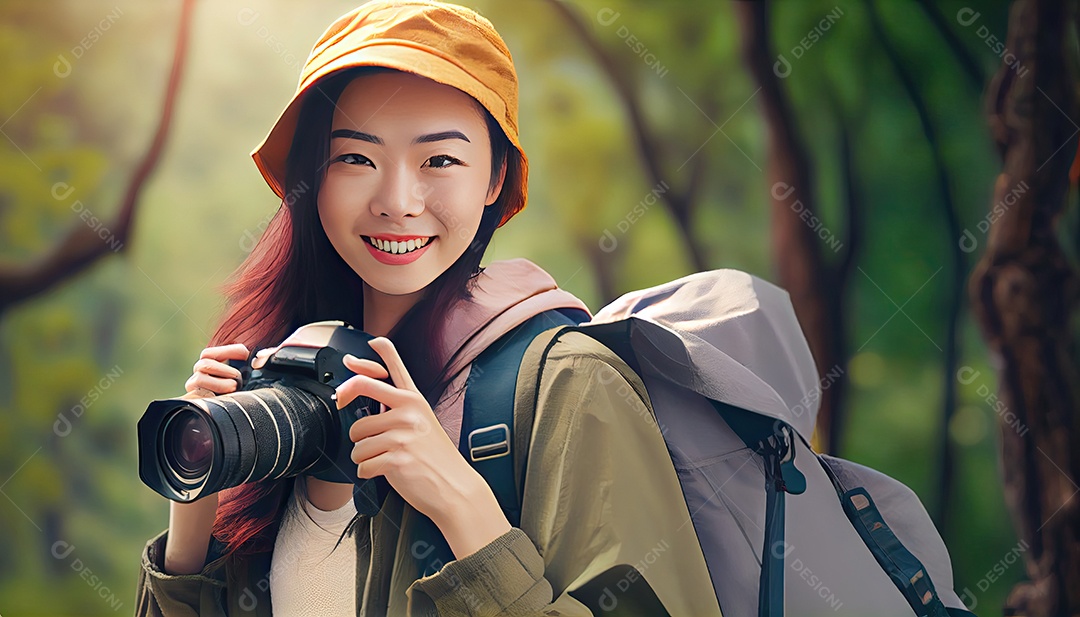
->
xmin=317 ymin=71 xmax=506 ymax=298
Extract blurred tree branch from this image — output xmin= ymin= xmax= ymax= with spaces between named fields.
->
xmin=970 ymin=0 xmax=1080 ymax=613
xmin=545 ymin=0 xmax=710 ymax=272
xmin=734 ymin=0 xmax=849 ymax=454
xmin=831 ymin=90 xmax=860 ymax=453
xmin=831 ymin=94 xmax=861 ymax=336
xmin=0 ymin=0 xmax=196 ymax=317
xmin=865 ymin=0 xmax=967 ymax=533
xmin=912 ymin=0 xmax=987 ymax=91
xmin=580 ymin=236 xmax=619 ymax=306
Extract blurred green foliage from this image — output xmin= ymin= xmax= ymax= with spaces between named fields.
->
xmin=0 ymin=0 xmax=1030 ymax=614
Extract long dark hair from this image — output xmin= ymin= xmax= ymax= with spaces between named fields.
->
xmin=207 ymin=66 xmax=518 ymax=556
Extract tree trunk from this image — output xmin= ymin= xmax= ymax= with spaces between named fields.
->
xmin=969 ymin=0 xmax=1080 ymax=613
xmin=734 ymin=0 xmax=847 ymax=453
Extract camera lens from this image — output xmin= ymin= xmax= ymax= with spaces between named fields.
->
xmin=163 ymin=410 xmax=214 ymax=480
xmin=140 ymin=381 xmax=357 ymax=501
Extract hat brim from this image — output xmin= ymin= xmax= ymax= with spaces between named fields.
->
xmin=250 ymin=42 xmax=525 ymax=202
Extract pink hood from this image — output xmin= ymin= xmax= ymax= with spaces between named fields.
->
xmin=431 ymin=258 xmax=590 ymax=445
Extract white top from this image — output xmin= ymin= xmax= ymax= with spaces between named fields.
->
xmin=269 ymin=476 xmax=357 ymax=616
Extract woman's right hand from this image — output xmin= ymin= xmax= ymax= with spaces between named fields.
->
xmin=182 ymin=343 xmax=250 ymax=399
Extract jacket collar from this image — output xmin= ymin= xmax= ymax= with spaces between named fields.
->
xmin=431 ymin=258 xmax=589 ymax=445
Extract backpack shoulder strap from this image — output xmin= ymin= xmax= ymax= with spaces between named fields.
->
xmin=818 ymin=455 xmax=969 ymax=617
xmin=460 ymin=308 xmax=588 ymax=528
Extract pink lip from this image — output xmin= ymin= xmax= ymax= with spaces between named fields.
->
xmin=363 ymin=236 xmax=435 ymax=265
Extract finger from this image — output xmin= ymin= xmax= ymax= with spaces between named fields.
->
xmin=200 ymin=344 xmax=250 ymax=361
xmin=180 ymin=388 xmax=217 ymax=401
xmin=185 ymin=374 xmax=239 ymax=395
xmin=251 ymin=346 xmax=279 ymax=370
xmin=343 ymin=354 xmax=390 ymax=379
xmin=367 ymin=337 xmax=418 ymax=393
xmin=356 ymin=450 xmax=401 ymax=480
xmin=350 ymin=430 xmax=403 ymax=464
xmin=335 ymin=374 xmax=414 ymax=410
xmin=348 ymin=412 xmax=404 ymax=442
xmin=192 ymin=358 xmax=243 ymax=381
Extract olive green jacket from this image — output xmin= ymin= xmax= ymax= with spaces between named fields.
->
xmin=135 ymin=329 xmax=721 ymax=616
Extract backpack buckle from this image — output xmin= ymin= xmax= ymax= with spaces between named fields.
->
xmin=468 ymin=424 xmax=510 ymax=461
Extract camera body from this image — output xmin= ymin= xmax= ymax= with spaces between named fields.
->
xmin=138 ymin=321 xmax=390 ymax=516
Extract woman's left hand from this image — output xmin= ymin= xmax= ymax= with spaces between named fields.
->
xmin=338 ymin=337 xmax=511 ymax=558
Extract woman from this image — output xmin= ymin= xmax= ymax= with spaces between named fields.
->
xmin=135 ymin=2 xmax=719 ymax=615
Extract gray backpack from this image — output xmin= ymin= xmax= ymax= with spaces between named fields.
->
xmin=463 ymin=269 xmax=977 ymax=617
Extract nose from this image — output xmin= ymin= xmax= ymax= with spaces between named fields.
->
xmin=371 ymin=163 xmax=425 ymax=221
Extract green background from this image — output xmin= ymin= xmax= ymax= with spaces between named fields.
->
xmin=0 ymin=0 xmax=1045 ymax=614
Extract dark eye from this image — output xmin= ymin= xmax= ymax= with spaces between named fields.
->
xmin=336 ymin=153 xmax=373 ymax=167
xmin=426 ymin=155 xmax=463 ymax=169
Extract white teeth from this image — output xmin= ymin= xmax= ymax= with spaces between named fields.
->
xmin=367 ymin=236 xmax=431 ymax=255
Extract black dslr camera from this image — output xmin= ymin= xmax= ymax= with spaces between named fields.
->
xmin=138 ymin=321 xmax=390 ymax=516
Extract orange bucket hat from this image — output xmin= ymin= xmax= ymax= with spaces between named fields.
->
xmin=250 ymin=0 xmax=527 ymax=227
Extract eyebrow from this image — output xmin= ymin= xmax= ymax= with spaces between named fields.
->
xmin=330 ymin=129 xmax=471 ymax=145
